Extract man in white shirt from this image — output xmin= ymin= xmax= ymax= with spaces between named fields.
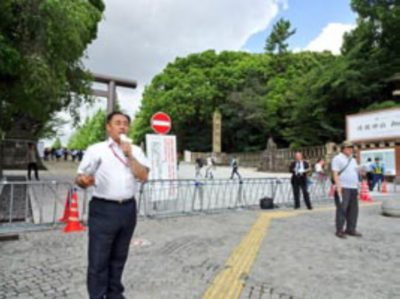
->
xmin=76 ymin=111 xmax=150 ymax=299
xmin=331 ymin=140 xmax=362 ymax=239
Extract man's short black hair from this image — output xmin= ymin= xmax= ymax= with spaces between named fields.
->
xmin=106 ymin=111 xmax=131 ymax=124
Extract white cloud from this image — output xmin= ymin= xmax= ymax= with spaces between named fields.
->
xmin=277 ymin=0 xmax=289 ymax=10
xmin=52 ymin=0 xmax=285 ymax=145
xmin=304 ymin=23 xmax=355 ymax=55
xmin=84 ymin=0 xmax=284 ymax=112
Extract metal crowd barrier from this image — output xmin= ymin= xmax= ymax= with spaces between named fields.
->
xmin=0 ymin=177 xmax=331 ymax=233
xmin=138 ymin=177 xmax=331 ymax=218
xmin=0 ymin=180 xmax=83 ymax=233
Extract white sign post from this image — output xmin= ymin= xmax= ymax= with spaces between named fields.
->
xmin=346 ymin=108 xmax=400 ymax=142
xmin=146 ymin=134 xmax=177 ymax=180
xmin=146 ymin=134 xmax=178 ymax=204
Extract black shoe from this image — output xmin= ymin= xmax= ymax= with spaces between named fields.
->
xmin=346 ymin=231 xmax=362 ymax=237
xmin=308 ymin=207 xmax=313 ymax=210
xmin=335 ymin=231 xmax=347 ymax=239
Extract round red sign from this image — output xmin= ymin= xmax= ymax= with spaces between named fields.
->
xmin=151 ymin=112 xmax=171 ymax=134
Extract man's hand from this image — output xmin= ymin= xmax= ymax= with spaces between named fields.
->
xmin=120 ymin=142 xmax=132 ymax=159
xmin=332 ymin=171 xmax=342 ymax=195
xmin=336 ymin=184 xmax=342 ymax=196
xmin=76 ymin=174 xmax=95 ymax=189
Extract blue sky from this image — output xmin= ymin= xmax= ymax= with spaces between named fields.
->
xmin=244 ymin=0 xmax=357 ymax=52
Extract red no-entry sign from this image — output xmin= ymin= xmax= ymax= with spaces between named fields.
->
xmin=151 ymin=112 xmax=171 ymax=134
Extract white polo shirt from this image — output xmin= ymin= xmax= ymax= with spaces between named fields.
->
xmin=331 ymin=153 xmax=359 ymax=189
xmin=77 ymin=138 xmax=151 ymax=200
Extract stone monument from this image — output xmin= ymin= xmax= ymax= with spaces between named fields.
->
xmin=212 ymin=110 xmax=222 ymax=153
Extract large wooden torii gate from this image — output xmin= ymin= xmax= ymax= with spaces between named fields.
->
xmin=91 ymin=73 xmax=137 ymax=114
xmin=0 ymin=73 xmax=138 ymax=172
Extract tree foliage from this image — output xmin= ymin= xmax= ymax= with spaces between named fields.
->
xmin=132 ymin=50 xmax=336 ymax=151
xmin=285 ymin=0 xmax=400 ymax=147
xmin=52 ymin=137 xmax=62 ymax=150
xmin=67 ymin=109 xmax=106 ymax=150
xmin=265 ymin=18 xmax=296 ymax=54
xmin=132 ymin=0 xmax=400 ymax=152
xmin=0 ymin=0 xmax=105 ymax=137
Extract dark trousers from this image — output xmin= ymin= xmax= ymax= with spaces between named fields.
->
xmin=334 ymin=188 xmax=358 ymax=233
xmin=291 ymin=177 xmax=312 ymax=209
xmin=88 ymin=197 xmax=137 ymax=299
xmin=366 ymin=172 xmax=373 ymax=191
xmin=372 ymin=174 xmax=384 ymax=191
xmin=27 ymin=162 xmax=39 ymax=180
xmin=230 ymin=167 xmax=241 ymax=179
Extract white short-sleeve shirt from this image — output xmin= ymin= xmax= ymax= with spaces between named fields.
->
xmin=77 ymin=138 xmax=151 ymax=200
xmin=331 ymin=153 xmax=359 ymax=189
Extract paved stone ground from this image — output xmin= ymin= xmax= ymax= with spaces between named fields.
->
xmin=2 ymin=162 xmax=399 ymax=298
xmin=1 ymin=198 xmax=399 ymax=299
xmin=243 ymin=202 xmax=400 ymax=299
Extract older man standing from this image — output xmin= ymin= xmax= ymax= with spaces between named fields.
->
xmin=289 ymin=152 xmax=312 ymax=210
xmin=76 ymin=111 xmax=150 ymax=299
xmin=332 ymin=141 xmax=362 ymax=239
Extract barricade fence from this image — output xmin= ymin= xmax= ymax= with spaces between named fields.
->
xmin=0 ymin=180 xmax=87 ymax=233
xmin=0 ymin=177 xmax=331 ymax=232
xmin=138 ymin=177 xmax=331 ymax=218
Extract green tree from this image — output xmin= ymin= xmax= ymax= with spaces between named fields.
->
xmin=0 ymin=0 xmax=104 ymax=137
xmin=131 ymin=1 xmax=400 ymax=152
xmin=68 ymin=109 xmax=106 ymax=150
xmin=284 ymin=0 xmax=400 ymax=146
xmin=265 ymin=18 xmax=296 ymax=54
xmin=341 ymin=0 xmax=400 ymax=102
xmin=131 ymin=50 xmax=272 ymax=151
xmin=52 ymin=137 xmax=62 ymax=150
xmin=0 ymin=0 xmax=104 ymax=176
xmin=131 ymin=50 xmax=336 ymax=151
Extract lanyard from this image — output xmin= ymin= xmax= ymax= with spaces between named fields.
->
xmin=109 ymin=144 xmax=129 ymax=167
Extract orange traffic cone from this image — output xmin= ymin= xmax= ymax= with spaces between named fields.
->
xmin=381 ymin=181 xmax=388 ymax=194
xmin=359 ymin=180 xmax=372 ymax=202
xmin=59 ymin=190 xmax=71 ymax=223
xmin=63 ymin=190 xmax=85 ymax=233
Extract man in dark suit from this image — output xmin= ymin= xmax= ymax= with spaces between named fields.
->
xmin=289 ymin=152 xmax=312 ymax=210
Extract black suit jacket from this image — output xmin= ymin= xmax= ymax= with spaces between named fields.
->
xmin=289 ymin=160 xmax=310 ymax=183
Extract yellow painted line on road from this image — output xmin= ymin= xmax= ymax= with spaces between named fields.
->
xmin=202 ymin=202 xmax=380 ymax=299
xmin=202 ymin=211 xmax=295 ymax=299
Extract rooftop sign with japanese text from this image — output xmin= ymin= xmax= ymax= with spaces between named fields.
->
xmin=346 ymin=107 xmax=400 ymax=142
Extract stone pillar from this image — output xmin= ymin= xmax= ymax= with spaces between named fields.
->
xmin=325 ymin=142 xmax=337 ymax=164
xmin=212 ymin=110 xmax=222 ymax=153
xmin=107 ymin=80 xmax=117 ymax=114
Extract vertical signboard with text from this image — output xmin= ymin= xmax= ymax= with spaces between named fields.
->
xmin=145 ymin=134 xmax=177 ymax=180
xmin=146 ymin=111 xmax=178 ymax=204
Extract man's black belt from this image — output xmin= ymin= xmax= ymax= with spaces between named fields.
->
xmin=92 ymin=196 xmax=135 ymax=204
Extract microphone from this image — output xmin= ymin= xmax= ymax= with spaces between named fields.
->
xmin=120 ymin=134 xmax=132 ymax=144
